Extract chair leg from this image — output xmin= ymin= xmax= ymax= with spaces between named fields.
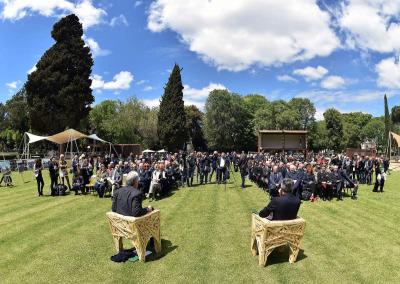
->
xmin=289 ymin=243 xmax=300 ymax=263
xmin=153 ymin=235 xmax=162 ymax=254
xmin=113 ymin=236 xmax=123 ymax=252
xmin=259 ymin=247 xmax=273 ymax=267
xmin=134 ymin=240 xmax=146 ymax=262
xmin=251 ymin=235 xmax=258 ymax=256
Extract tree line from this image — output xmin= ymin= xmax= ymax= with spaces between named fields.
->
xmin=0 ymin=14 xmax=398 ymax=153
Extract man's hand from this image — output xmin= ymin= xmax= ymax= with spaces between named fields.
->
xmin=147 ymin=206 xmax=154 ymax=212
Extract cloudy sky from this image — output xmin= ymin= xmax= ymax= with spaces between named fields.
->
xmin=1 ymin=0 xmax=400 ymax=119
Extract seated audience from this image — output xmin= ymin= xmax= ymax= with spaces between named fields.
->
xmin=94 ymin=164 xmax=108 ymax=198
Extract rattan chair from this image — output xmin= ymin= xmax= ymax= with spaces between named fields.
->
xmin=106 ymin=210 xmax=161 ymax=262
xmin=251 ymin=214 xmax=306 ymax=266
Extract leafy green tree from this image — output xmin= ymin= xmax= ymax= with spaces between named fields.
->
xmin=276 ymin=109 xmax=300 ymax=129
xmin=342 ymin=112 xmax=372 ymax=148
xmin=185 ymin=105 xmax=207 ymax=151
xmin=361 ymin=118 xmax=385 ymax=152
xmin=157 ymin=64 xmax=187 ymax=151
xmin=308 ymin=121 xmax=328 ymax=151
xmin=204 ymin=89 xmax=255 ymax=151
xmin=253 ymin=104 xmax=275 ymax=132
xmin=0 ymin=103 xmax=7 ymax=132
xmin=243 ymin=94 xmax=270 ymax=115
xmin=5 ymin=87 xmax=30 ymax=133
xmin=25 ymin=14 xmax=94 ymax=134
xmin=89 ymin=100 xmax=120 ymax=142
xmin=289 ymin=98 xmax=316 ymax=130
xmin=391 ymin=106 xmax=400 ymax=124
xmin=323 ymin=108 xmax=344 ymax=151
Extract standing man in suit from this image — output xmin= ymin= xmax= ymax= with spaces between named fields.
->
xmin=268 ymin=165 xmax=283 ymax=198
xmin=209 ymin=151 xmax=218 ymax=183
xmin=238 ymin=153 xmax=248 ymax=189
xmin=48 ymin=157 xmax=58 ymax=196
xmin=217 ymin=152 xmax=229 ymax=184
xmin=259 ymin=178 xmax=301 ymax=221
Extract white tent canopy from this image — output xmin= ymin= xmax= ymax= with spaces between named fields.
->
xmin=142 ymin=149 xmax=155 ymax=153
xmin=157 ymin=149 xmax=167 ymax=153
xmin=21 ymin=129 xmax=111 ymax=159
xmin=25 ymin=129 xmax=108 ymax=145
xmin=26 ymin=132 xmax=47 ymax=144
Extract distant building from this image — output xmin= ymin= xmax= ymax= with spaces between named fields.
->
xmin=258 ymin=130 xmax=308 ymax=153
xmin=361 ymin=139 xmax=377 ymax=150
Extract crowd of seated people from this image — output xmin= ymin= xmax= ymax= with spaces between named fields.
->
xmin=248 ymin=152 xmax=389 ymax=202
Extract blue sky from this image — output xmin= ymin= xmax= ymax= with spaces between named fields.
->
xmin=1 ymin=0 xmax=400 ymax=119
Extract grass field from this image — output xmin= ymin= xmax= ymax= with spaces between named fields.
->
xmin=1 ymin=171 xmax=399 ymax=284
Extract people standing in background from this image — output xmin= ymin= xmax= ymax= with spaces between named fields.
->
xmin=34 ymin=159 xmax=44 ymax=196
xmin=59 ymin=154 xmax=71 ymax=190
xmin=373 ymin=159 xmax=385 ymax=193
xmin=238 ymin=152 xmax=248 ymax=189
xmin=48 ymin=157 xmax=58 ymax=196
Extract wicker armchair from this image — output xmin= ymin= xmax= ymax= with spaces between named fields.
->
xmin=251 ymin=214 xmax=306 ymax=266
xmin=106 ymin=210 xmax=161 ymax=262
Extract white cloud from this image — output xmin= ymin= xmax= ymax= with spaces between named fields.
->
xmin=110 ymin=14 xmax=128 ymax=27
xmin=293 ymin=66 xmax=329 ymax=81
xmin=183 ymin=83 xmax=227 ymax=108
xmin=136 ymin=80 xmax=147 ymax=85
xmin=142 ymin=98 xmax=160 ymax=108
xmin=1 ymin=0 xmax=106 ymax=29
xmin=296 ymin=89 xmax=386 ymax=104
xmin=375 ymin=57 xmax=400 ymax=89
xmin=134 ymin=1 xmax=143 ymax=8
xmin=6 ymin=80 xmax=20 ymax=89
xmin=320 ymin=75 xmax=346 ymax=89
xmin=339 ymin=0 xmax=400 ymax=53
xmin=147 ymin=0 xmax=339 ymax=71
xmin=276 ymin=75 xmax=298 ymax=83
xmin=27 ymin=64 xmax=37 ymax=74
xmin=142 ymin=82 xmax=227 ymax=109
xmin=91 ymin=71 xmax=134 ymax=90
xmin=143 ymin=86 xmax=154 ymax=91
xmin=83 ymin=35 xmax=110 ymax=57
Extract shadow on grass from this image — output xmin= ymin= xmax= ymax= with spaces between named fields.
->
xmin=147 ymin=239 xmax=178 ymax=262
xmin=265 ymin=247 xmax=307 ymax=266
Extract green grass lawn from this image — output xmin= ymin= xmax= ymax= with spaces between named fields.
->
xmin=1 ymin=171 xmax=399 ymax=284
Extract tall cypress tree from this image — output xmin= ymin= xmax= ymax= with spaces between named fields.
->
xmin=157 ymin=64 xmax=187 ymax=151
xmin=384 ymin=94 xmax=391 ymax=149
xmin=26 ymin=14 xmax=94 ymax=134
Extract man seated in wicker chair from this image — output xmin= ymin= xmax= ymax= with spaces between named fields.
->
xmin=259 ymin=178 xmax=301 ymax=221
xmin=112 ymin=171 xmax=153 ymax=217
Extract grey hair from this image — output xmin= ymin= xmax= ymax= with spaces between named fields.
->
xmin=126 ymin=171 xmax=139 ymax=186
xmin=281 ymin=178 xmax=294 ymax=194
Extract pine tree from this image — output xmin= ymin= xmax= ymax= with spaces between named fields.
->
xmin=25 ymin=14 xmax=94 ymax=134
xmin=157 ymin=64 xmax=187 ymax=151
xmin=384 ymin=94 xmax=391 ymax=149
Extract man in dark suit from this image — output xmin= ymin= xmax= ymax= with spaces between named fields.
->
xmin=259 ymin=178 xmax=301 ymax=221
xmin=286 ymin=164 xmax=301 ymax=197
xmin=217 ymin=152 xmax=230 ymax=184
xmin=112 ymin=171 xmax=153 ymax=217
xmin=268 ymin=165 xmax=283 ymax=198
xmin=48 ymin=157 xmax=58 ymax=196
xmin=238 ymin=153 xmax=248 ymax=189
